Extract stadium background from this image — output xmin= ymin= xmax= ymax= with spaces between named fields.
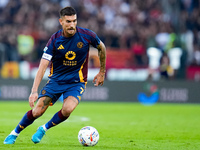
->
xmin=0 ymin=0 xmax=200 ymax=104
xmin=0 ymin=1 xmax=200 ymax=150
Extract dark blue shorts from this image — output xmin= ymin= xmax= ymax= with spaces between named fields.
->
xmin=38 ymin=80 xmax=86 ymax=105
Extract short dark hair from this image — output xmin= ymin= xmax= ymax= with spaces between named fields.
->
xmin=59 ymin=6 xmax=77 ymax=17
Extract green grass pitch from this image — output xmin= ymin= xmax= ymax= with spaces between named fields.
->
xmin=0 ymin=101 xmax=200 ymax=150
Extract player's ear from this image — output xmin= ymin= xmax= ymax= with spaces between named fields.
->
xmin=59 ymin=18 xmax=63 ymax=25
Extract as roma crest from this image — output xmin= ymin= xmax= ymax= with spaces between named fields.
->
xmin=77 ymin=42 xmax=83 ymax=48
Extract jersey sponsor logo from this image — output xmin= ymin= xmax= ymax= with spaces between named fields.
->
xmin=42 ymin=53 xmax=52 ymax=61
xmin=58 ymin=44 xmax=64 ymax=50
xmin=63 ymin=60 xmax=77 ymax=66
xmin=65 ymin=51 xmax=76 ymax=60
xmin=77 ymin=42 xmax=83 ymax=48
xmin=63 ymin=51 xmax=77 ymax=66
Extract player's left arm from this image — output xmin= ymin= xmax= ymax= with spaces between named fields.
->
xmin=93 ymin=41 xmax=106 ymax=86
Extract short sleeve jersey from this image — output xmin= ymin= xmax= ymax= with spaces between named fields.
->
xmin=42 ymin=26 xmax=100 ymax=83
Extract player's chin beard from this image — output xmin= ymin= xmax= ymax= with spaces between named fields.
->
xmin=67 ymin=28 xmax=75 ymax=36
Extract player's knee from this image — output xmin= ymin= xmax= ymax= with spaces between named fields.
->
xmin=62 ymin=107 xmax=74 ymax=116
xmin=32 ymin=110 xmax=44 ymax=118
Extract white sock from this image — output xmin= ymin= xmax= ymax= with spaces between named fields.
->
xmin=42 ymin=125 xmax=48 ymax=132
xmin=10 ymin=130 xmax=19 ymax=136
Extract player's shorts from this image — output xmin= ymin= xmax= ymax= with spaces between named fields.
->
xmin=38 ymin=79 xmax=86 ymax=105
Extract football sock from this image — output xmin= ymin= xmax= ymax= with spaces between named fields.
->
xmin=42 ymin=125 xmax=48 ymax=132
xmin=44 ymin=109 xmax=69 ymax=130
xmin=14 ymin=110 xmax=36 ymax=134
xmin=10 ymin=130 xmax=19 ymax=136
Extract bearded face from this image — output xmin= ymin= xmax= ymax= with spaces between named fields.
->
xmin=59 ymin=15 xmax=77 ymax=37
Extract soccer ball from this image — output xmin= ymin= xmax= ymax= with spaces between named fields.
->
xmin=78 ymin=126 xmax=99 ymax=146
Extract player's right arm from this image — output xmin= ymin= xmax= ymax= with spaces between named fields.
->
xmin=29 ymin=58 xmax=50 ymax=108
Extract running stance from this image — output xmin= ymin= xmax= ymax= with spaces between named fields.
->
xmin=4 ymin=6 xmax=106 ymax=144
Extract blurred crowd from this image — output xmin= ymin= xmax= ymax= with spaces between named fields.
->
xmin=0 ymin=0 xmax=200 ymax=68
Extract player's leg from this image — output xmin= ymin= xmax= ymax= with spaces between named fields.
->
xmin=43 ymin=82 xmax=85 ymax=130
xmin=32 ymin=96 xmax=79 ymax=144
xmin=32 ymin=82 xmax=85 ymax=144
xmin=32 ymin=96 xmax=52 ymax=118
xmin=46 ymin=96 xmax=79 ymax=129
xmin=4 ymin=96 xmax=51 ymax=144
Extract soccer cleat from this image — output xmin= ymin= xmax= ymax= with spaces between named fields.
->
xmin=31 ymin=126 xmax=46 ymax=144
xmin=4 ymin=134 xmax=18 ymax=144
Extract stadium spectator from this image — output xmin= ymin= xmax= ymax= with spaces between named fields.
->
xmin=131 ymin=38 xmax=146 ymax=66
xmin=159 ymin=53 xmax=174 ymax=79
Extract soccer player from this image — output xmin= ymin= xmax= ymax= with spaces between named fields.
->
xmin=4 ymin=6 xmax=106 ymax=144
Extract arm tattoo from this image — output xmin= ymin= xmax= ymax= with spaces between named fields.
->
xmin=97 ymin=43 xmax=106 ymax=73
xmin=42 ymin=97 xmax=52 ymax=110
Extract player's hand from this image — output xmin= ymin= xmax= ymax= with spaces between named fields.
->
xmin=93 ymin=72 xmax=105 ymax=87
xmin=29 ymin=92 xmax=38 ymax=108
